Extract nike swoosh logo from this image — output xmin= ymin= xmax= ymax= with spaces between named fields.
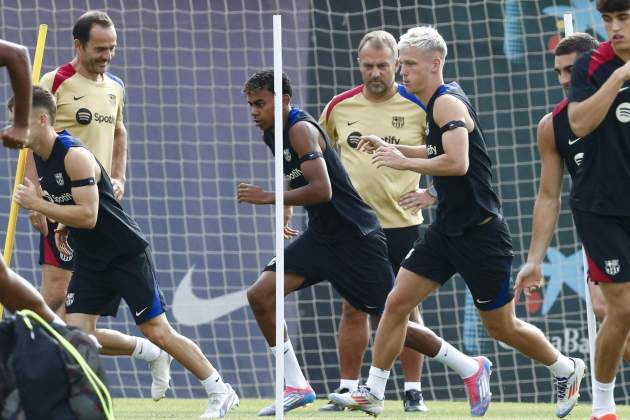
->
xmin=568 ymin=137 xmax=581 ymax=145
xmin=38 ymin=177 xmax=43 ymax=182
xmin=135 ymin=307 xmax=148 ymax=317
xmin=347 ymin=120 xmax=360 ymax=126
xmin=619 ymin=86 xmax=629 ymax=93
xmin=172 ymin=266 xmax=248 ymax=326
xmin=73 ymin=95 xmax=85 ymax=100
xmin=476 ymin=298 xmax=492 ymax=304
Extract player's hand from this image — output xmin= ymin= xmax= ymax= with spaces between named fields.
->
xmin=28 ymin=210 xmax=49 ymax=235
xmin=283 ymin=205 xmax=299 ymax=239
xmin=372 ymin=146 xmax=407 ymax=170
xmin=237 ymin=182 xmax=273 ymax=205
xmin=514 ymin=262 xmax=544 ymax=303
xmin=357 ymin=135 xmax=389 ymax=154
xmin=111 ymin=178 xmax=125 ymax=201
xmin=54 ymin=224 xmax=73 ymax=259
xmin=399 ymin=189 xmax=436 ymax=214
xmin=14 ymin=177 xmax=42 ymax=210
xmin=0 ymin=124 xmax=28 ymax=149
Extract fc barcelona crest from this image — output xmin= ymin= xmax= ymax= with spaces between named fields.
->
xmin=392 ymin=116 xmax=405 ymax=128
xmin=109 ymin=93 xmax=117 ymax=106
xmin=54 ymin=172 xmax=64 ymax=186
xmin=604 ymin=259 xmax=620 ymax=276
xmin=283 ymin=148 xmax=292 ymax=162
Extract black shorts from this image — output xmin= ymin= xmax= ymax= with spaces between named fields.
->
xmin=401 ymin=216 xmax=514 ymax=311
xmin=39 ymin=221 xmax=74 ymax=270
xmin=572 ymin=208 xmax=630 ymax=283
xmin=383 ymin=225 xmax=423 ymax=275
xmin=263 ymin=228 xmax=394 ymax=316
xmin=65 ymin=248 xmax=166 ymax=324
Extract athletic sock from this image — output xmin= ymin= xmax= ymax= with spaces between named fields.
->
xmin=132 ymin=337 xmax=161 ymax=362
xmin=339 ymin=378 xmax=360 ymax=392
xmin=270 ymin=340 xmax=308 ymax=389
xmin=547 ymin=352 xmax=574 ymax=378
xmin=201 ymin=371 xmax=228 ymax=395
xmin=404 ymin=381 xmax=421 ymax=392
xmin=365 ymin=366 xmax=389 ymax=400
xmin=592 ymin=378 xmax=616 ymax=417
xmin=431 ymin=339 xmax=479 ymax=378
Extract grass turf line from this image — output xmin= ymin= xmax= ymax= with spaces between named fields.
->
xmin=114 ymin=398 xmax=630 ymax=419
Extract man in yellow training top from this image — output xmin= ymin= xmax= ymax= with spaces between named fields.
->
xmin=25 ymin=10 xmax=127 ymax=320
xmin=318 ymin=30 xmax=435 ymax=412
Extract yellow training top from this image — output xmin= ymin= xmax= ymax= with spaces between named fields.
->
xmin=40 ymin=62 xmax=124 ymax=174
xmin=319 ymin=84 xmax=427 ymax=228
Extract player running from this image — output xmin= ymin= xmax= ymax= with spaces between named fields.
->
xmin=14 ymin=86 xmax=239 ymax=419
xmin=318 ymin=29 xmax=430 ymax=412
xmin=330 ymin=26 xmax=584 ymax=418
xmin=241 ymin=70 xmax=493 ymax=417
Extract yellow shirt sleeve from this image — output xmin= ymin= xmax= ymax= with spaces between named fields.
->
xmin=115 ymin=93 xmax=124 ymax=129
xmin=318 ymin=103 xmax=337 ymax=147
xmin=38 ymin=71 xmax=54 ymax=91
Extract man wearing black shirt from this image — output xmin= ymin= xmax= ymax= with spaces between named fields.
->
xmin=14 ymin=86 xmax=238 ymax=419
xmin=241 ymin=70 xmax=488 ymax=416
xmin=567 ymin=2 xmax=630 ymax=419
xmin=331 ymin=26 xmax=584 ymax=418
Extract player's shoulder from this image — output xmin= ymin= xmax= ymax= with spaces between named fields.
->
xmin=323 ymin=85 xmax=364 ymax=119
xmin=396 ymin=84 xmax=427 ymax=110
xmin=433 ymin=89 xmax=466 ymax=111
xmin=56 ymin=130 xmax=82 ymax=150
xmin=105 ymin=72 xmax=125 ymax=90
xmin=536 ymin=111 xmax=557 ymax=150
xmin=576 ymin=41 xmax=615 ymax=79
xmin=538 ymin=111 xmax=554 ymax=134
xmin=552 ymin=97 xmax=569 ymax=118
xmin=64 ymin=140 xmax=97 ymax=164
xmin=41 ymin=62 xmax=76 ymax=94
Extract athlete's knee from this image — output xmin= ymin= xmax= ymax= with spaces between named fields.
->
xmin=606 ymin=304 xmax=630 ymax=328
xmin=139 ymin=317 xmax=175 ymax=349
xmin=341 ymin=300 xmax=367 ymax=323
xmin=591 ymin=300 xmax=607 ymax=320
xmin=383 ymin=292 xmax=415 ymax=319
xmin=46 ymin=296 xmax=65 ymax=313
xmin=482 ymin=313 xmax=516 ymax=342
xmin=247 ymin=279 xmax=274 ymax=314
xmin=484 ymin=323 xmax=510 ymax=342
xmin=143 ymin=326 xmax=171 ymax=349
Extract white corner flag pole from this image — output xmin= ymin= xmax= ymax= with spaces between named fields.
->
xmin=564 ymin=11 xmax=597 ymax=379
xmin=272 ymin=14 xmax=285 ymax=420
xmin=563 ymin=13 xmax=574 ymax=39
xmin=583 ymin=249 xmax=597 ymax=380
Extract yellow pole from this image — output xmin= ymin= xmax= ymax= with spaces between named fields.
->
xmin=0 ymin=24 xmax=48 ymax=318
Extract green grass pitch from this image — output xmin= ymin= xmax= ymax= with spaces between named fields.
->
xmin=114 ymin=398 xmax=630 ymax=419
